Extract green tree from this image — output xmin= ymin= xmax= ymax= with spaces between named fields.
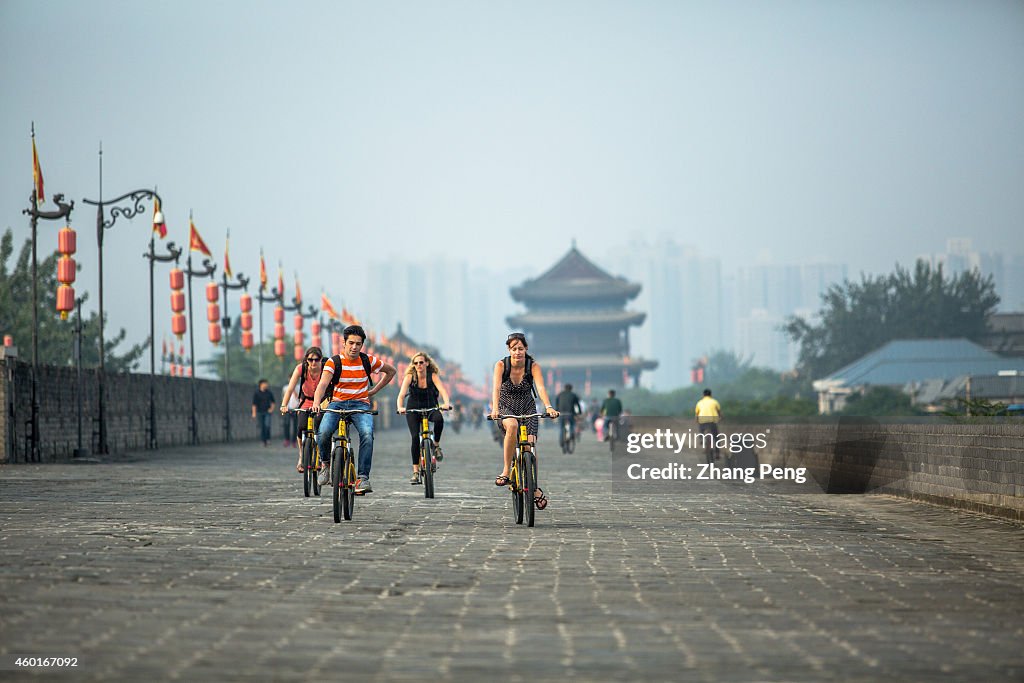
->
xmin=785 ymin=260 xmax=999 ymax=384
xmin=200 ymin=317 xmax=296 ymax=386
xmin=704 ymin=350 xmax=753 ymax=386
xmin=0 ymin=229 xmax=145 ymax=372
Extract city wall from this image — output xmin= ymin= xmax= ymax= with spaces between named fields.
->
xmin=750 ymin=419 xmax=1024 ymax=521
xmin=0 ymin=356 xmax=398 ymax=463
xmin=1 ymin=357 xmax=257 ymax=462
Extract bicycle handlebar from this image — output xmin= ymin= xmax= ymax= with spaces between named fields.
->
xmin=398 ymin=406 xmax=452 ymax=414
xmin=322 ymin=408 xmax=378 ymax=416
xmin=487 ymin=413 xmax=556 ymax=421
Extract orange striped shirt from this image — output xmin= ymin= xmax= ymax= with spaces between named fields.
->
xmin=323 ymin=354 xmax=383 ymax=404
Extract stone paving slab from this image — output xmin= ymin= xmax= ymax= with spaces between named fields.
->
xmin=0 ymin=425 xmax=1022 ymax=682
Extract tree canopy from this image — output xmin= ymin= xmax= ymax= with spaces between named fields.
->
xmin=785 ymin=260 xmax=999 ymax=384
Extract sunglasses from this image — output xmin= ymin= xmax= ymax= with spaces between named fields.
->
xmin=506 ymin=333 xmax=526 ymax=343
xmin=307 ymin=357 xmax=322 ymax=363
xmin=413 ymin=360 xmax=426 ymax=365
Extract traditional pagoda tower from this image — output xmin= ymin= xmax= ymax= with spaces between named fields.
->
xmin=506 ymin=244 xmax=657 ymax=393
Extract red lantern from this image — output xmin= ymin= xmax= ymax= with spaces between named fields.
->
xmin=185 ymin=366 xmax=192 ymax=378
xmin=207 ymin=303 xmax=220 ymax=323
xmin=274 ymin=306 xmax=284 ymax=324
xmin=241 ymin=331 xmax=254 ymax=351
xmin=294 ymin=330 xmax=305 ymax=347
xmin=206 ymin=281 xmax=219 ymax=303
xmin=170 ymin=291 xmax=185 ymax=313
xmin=240 ymin=312 xmax=253 ymax=331
xmin=169 ymin=268 xmax=184 ymax=291
xmin=274 ymin=323 xmax=285 ymax=340
xmin=293 ymin=314 xmax=303 ymax=331
xmin=311 ymin=320 xmax=321 ymax=337
xmin=56 ymin=284 xmax=74 ymax=320
xmin=58 ymin=227 xmax=76 ymax=255
xmin=208 ymin=322 xmax=222 ymax=344
xmin=274 ymin=339 xmax=286 ymax=357
xmin=331 ymin=331 xmax=341 ymax=356
xmin=239 ymin=293 xmax=252 ymax=313
xmin=172 ymin=313 xmax=187 ymax=338
xmin=294 ymin=344 xmax=303 ymax=361
xmin=57 ymin=256 xmax=75 ymax=284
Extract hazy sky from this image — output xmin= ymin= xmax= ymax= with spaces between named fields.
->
xmin=2 ymin=1 xmax=1023 ymax=371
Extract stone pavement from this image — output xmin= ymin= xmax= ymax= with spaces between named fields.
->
xmin=0 ymin=424 xmax=1022 ymax=682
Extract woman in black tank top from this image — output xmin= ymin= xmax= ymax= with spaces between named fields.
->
xmin=396 ymin=352 xmax=452 ymax=485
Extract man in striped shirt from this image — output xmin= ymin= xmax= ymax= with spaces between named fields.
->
xmin=312 ymin=325 xmax=397 ymax=494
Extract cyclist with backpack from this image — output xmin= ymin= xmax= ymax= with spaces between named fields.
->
xmin=489 ymin=332 xmax=559 ymax=510
xmin=280 ymin=346 xmax=326 ymax=472
xmin=311 ymin=325 xmax=397 ymax=494
xmin=396 ymin=351 xmax=452 ymax=485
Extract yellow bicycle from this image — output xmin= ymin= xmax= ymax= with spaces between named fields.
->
xmin=289 ymin=409 xmax=321 ymax=498
xmin=400 ymin=406 xmax=450 ymax=499
xmin=323 ymin=407 xmax=376 ymax=522
xmin=490 ymin=412 xmax=552 ymax=527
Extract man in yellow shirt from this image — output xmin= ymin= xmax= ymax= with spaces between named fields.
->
xmin=695 ymin=389 xmax=722 ymax=463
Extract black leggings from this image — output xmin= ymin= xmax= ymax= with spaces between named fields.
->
xmin=406 ymin=411 xmax=444 ymax=465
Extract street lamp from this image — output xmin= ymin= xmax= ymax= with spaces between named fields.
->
xmin=183 ymin=244 xmax=216 ymax=444
xmin=81 ymin=149 xmax=162 ymax=454
xmin=219 ymin=269 xmax=249 ymax=441
xmin=22 ymin=186 xmax=74 ymax=462
xmin=255 ymin=264 xmax=282 ymax=376
xmin=142 ymin=236 xmax=182 ymax=449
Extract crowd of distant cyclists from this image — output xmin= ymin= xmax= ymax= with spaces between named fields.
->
xmin=256 ymin=325 xmax=722 ymax=520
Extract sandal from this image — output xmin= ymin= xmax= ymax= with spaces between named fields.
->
xmin=494 ymin=474 xmax=511 ymax=487
xmin=533 ymin=489 xmax=548 ymax=510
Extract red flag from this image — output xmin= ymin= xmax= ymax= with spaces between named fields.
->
xmin=277 ymin=267 xmax=285 ymax=298
xmin=32 ymin=134 xmax=44 ymax=204
xmin=224 ymin=232 xmax=233 ymax=278
xmin=152 ymin=196 xmax=167 ymax=239
xmin=259 ymin=250 xmax=268 ymax=288
xmin=189 ymin=220 xmax=212 ymax=256
xmin=321 ymin=293 xmax=340 ymax=320
xmin=294 ymin=277 xmax=302 ymax=304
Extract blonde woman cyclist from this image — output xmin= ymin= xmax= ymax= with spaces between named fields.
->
xmin=396 ymin=352 xmax=452 ymax=485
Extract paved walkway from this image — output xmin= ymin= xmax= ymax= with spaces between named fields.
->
xmin=1 ymin=425 xmax=1022 ymax=681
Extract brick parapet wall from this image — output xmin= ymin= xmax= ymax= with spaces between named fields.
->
xmin=1 ymin=357 xmax=262 ymax=462
xmin=740 ymin=419 xmax=1024 ymax=521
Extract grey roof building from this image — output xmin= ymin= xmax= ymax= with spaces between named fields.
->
xmin=812 ymin=338 xmax=1024 ymax=413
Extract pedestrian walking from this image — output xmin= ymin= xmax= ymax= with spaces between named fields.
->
xmin=251 ymin=378 xmax=275 ymax=446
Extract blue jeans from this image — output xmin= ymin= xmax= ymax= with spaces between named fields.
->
xmin=317 ymin=400 xmax=375 ymax=480
xmin=257 ymin=413 xmax=272 ymax=442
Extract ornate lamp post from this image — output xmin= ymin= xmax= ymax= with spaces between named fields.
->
xmin=81 ymin=149 xmax=162 ymax=454
xmin=255 ymin=257 xmax=282 ymax=376
xmin=142 ymin=236 xmax=181 ymax=449
xmin=183 ymin=241 xmax=216 ymax=444
xmin=219 ymin=269 xmax=249 ymax=441
xmin=22 ymin=178 xmax=74 ymax=461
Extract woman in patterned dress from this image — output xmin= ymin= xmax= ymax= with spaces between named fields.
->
xmin=489 ymin=332 xmax=559 ymax=509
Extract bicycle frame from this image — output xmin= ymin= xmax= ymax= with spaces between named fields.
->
xmin=491 ymin=412 xmax=552 ymax=527
xmin=401 ymin=406 xmax=449 ymax=499
xmin=321 ymin=406 xmax=377 ymax=522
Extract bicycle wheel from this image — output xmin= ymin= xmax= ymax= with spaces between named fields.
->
xmin=566 ymin=428 xmax=576 ymax=454
xmin=311 ymin=443 xmax=322 ymax=497
xmin=301 ymin=436 xmax=313 ymax=497
xmin=524 ymin=450 xmax=536 ymax=528
xmin=342 ymin=448 xmax=355 ymax=520
xmin=511 ymin=453 xmax=524 ymax=525
xmin=608 ymin=422 xmax=616 ymax=453
xmin=331 ymin=444 xmax=343 ymax=523
xmin=420 ymin=439 xmax=435 ymax=499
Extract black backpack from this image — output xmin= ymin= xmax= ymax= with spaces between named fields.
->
xmin=501 ymin=355 xmax=539 ymax=400
xmin=317 ymin=352 xmax=375 ymax=402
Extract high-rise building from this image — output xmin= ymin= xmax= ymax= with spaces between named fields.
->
xmin=613 ymin=239 xmax=722 ymax=390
